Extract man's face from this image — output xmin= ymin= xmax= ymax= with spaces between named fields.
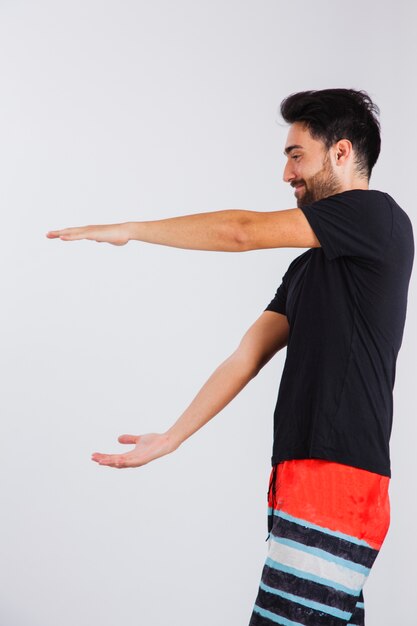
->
xmin=283 ymin=122 xmax=342 ymax=208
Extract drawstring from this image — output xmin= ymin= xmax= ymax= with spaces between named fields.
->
xmin=266 ymin=463 xmax=279 ymax=541
xmin=269 ymin=462 xmax=278 ymax=508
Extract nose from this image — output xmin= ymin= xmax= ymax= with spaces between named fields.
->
xmin=283 ymin=159 xmax=296 ymax=183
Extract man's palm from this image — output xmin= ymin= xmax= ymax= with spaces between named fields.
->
xmin=91 ymin=433 xmax=172 ymax=468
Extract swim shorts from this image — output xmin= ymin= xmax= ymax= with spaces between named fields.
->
xmin=249 ymin=459 xmax=390 ymax=626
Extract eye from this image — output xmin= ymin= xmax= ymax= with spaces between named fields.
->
xmin=291 ymin=155 xmax=301 ymax=160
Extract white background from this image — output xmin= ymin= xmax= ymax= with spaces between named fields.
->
xmin=1 ymin=1 xmax=416 ymax=624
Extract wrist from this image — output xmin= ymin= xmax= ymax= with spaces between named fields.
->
xmin=124 ymin=221 xmax=137 ymax=242
xmin=164 ymin=428 xmax=183 ymax=453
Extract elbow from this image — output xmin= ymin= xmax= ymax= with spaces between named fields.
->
xmin=229 ymin=349 xmax=260 ymax=381
xmin=233 ymin=211 xmax=254 ymax=252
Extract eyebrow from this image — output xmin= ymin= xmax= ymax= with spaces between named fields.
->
xmin=284 ymin=144 xmax=304 ymax=155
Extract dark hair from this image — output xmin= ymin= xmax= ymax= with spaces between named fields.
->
xmin=280 ymin=89 xmax=381 ymax=179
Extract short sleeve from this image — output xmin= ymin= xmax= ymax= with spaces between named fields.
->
xmin=264 ymin=278 xmax=287 ymax=315
xmin=300 ymin=190 xmax=393 ymax=261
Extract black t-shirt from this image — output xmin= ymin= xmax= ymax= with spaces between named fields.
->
xmin=264 ymin=189 xmax=414 ymax=477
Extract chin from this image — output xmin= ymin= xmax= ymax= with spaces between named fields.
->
xmin=297 ymin=195 xmax=310 ymax=209
xmin=298 ymin=190 xmax=329 ymax=208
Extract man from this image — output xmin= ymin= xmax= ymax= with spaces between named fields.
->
xmin=47 ymin=89 xmax=414 ymax=625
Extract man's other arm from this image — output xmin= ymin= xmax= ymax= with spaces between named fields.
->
xmin=91 ymin=310 xmax=289 ymax=468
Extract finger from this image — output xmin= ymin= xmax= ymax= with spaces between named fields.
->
xmin=91 ymin=453 xmax=131 ymax=468
xmin=91 ymin=452 xmax=105 ymax=462
xmin=99 ymin=448 xmax=144 ymax=468
xmin=46 ymin=228 xmax=81 ymax=238
xmin=47 ymin=227 xmax=94 ymax=241
xmin=118 ymin=434 xmax=139 ymax=444
xmin=60 ymin=228 xmax=93 ymax=241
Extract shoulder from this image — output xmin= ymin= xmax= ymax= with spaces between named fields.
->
xmin=321 ymin=188 xmax=388 ymax=205
xmin=378 ymin=191 xmax=413 ymax=225
xmin=304 ymin=189 xmax=394 ymax=222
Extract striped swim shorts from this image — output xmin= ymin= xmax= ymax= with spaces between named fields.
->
xmin=249 ymin=459 xmax=390 ymax=626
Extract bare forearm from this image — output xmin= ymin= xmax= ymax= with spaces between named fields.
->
xmin=126 ymin=209 xmax=251 ymax=252
xmin=165 ymin=352 xmax=256 ymax=450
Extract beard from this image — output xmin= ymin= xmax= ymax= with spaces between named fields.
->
xmin=294 ymin=154 xmax=342 ymax=208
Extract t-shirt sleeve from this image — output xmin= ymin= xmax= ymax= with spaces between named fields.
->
xmin=264 ymin=277 xmax=287 ymax=315
xmin=300 ymin=190 xmax=393 ymax=261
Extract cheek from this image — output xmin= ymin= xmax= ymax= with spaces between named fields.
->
xmin=302 ymin=165 xmax=321 ymax=184
xmin=293 ymin=165 xmax=304 ymax=182
xmin=297 ymin=161 xmax=313 ymax=180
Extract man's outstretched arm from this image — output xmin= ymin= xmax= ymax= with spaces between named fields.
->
xmin=46 ymin=208 xmax=320 ymax=251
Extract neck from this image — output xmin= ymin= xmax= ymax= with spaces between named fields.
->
xmin=339 ymin=175 xmax=369 ymax=192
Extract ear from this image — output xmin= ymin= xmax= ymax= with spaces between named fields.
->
xmin=334 ymin=139 xmax=353 ymax=165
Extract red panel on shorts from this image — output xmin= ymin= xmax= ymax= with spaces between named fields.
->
xmin=269 ymin=459 xmax=390 ymax=550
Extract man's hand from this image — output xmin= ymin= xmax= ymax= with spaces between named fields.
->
xmin=91 ymin=433 xmax=175 ymax=468
xmin=46 ymin=223 xmax=130 ymax=246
